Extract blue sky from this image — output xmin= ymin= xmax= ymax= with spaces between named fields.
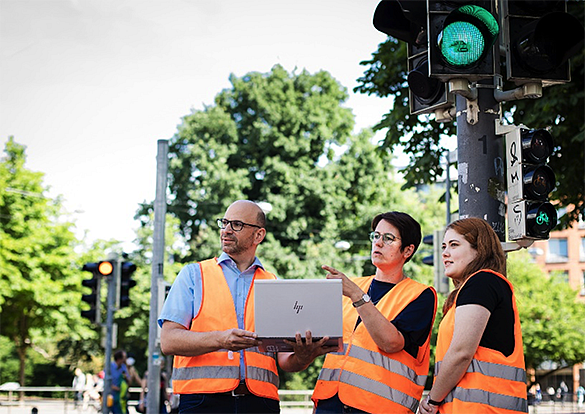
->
xmin=0 ymin=0 xmax=393 ymax=248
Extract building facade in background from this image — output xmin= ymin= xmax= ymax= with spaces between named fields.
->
xmin=530 ymin=212 xmax=585 ymax=402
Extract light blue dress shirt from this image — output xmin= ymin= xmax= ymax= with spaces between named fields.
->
xmin=158 ymin=252 xmax=265 ymax=379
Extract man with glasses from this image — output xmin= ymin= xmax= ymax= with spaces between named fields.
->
xmin=312 ymin=211 xmax=437 ymax=414
xmin=159 ymin=200 xmax=334 ymax=413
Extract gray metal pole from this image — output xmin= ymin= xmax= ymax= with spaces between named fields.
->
xmin=445 ymin=151 xmax=451 ymax=227
xmin=103 ymin=256 xmax=119 ymax=414
xmin=147 ymin=140 xmax=169 ymax=414
xmin=456 ymin=79 xmax=506 ymax=241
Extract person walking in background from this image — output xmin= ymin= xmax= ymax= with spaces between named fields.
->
xmin=312 ymin=211 xmax=437 ymax=413
xmin=558 ymin=381 xmax=569 ymax=404
xmin=547 ymin=386 xmax=556 ymax=403
xmin=159 ymin=200 xmax=336 ymax=413
xmin=125 ymin=357 xmax=142 ymax=386
xmin=577 ymin=385 xmax=584 ymax=407
xmin=418 ymin=218 xmax=528 ymax=414
xmin=72 ymin=367 xmax=86 ymax=408
xmin=83 ymin=372 xmax=101 ymax=411
xmin=110 ymin=350 xmax=129 ymax=414
xmin=535 ymin=383 xmax=542 ymax=405
xmin=137 ymin=358 xmax=169 ymax=414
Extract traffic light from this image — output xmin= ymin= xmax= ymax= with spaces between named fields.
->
xmin=428 ymin=1 xmax=500 ymax=81
xmin=80 ymin=261 xmax=113 ymax=323
xmin=502 ymin=0 xmax=585 ymax=85
xmin=422 ymin=229 xmax=449 ymax=294
xmin=505 ymin=125 xmax=557 ymax=241
xmin=373 ymin=0 xmax=453 ymax=115
xmin=118 ymin=261 xmax=137 ymax=308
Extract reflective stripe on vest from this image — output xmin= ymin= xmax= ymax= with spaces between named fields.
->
xmin=348 ymin=344 xmax=427 ymax=387
xmin=318 ymin=367 xmax=420 ymax=413
xmin=173 ymin=357 xmax=278 ymax=389
xmin=434 ymin=270 xmax=528 ymax=414
xmin=313 ymin=276 xmax=437 ymax=414
xmin=171 ymin=259 xmax=279 ymax=398
xmin=435 ymin=359 xmax=527 ymax=384
xmin=443 ymin=387 xmax=528 ymax=412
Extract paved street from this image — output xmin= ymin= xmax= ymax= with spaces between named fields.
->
xmin=1 ymin=400 xmax=584 ymax=414
xmin=0 ymin=401 xmax=313 ymax=414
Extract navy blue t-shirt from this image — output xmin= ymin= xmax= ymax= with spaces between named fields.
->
xmin=355 ymin=279 xmax=435 ymax=358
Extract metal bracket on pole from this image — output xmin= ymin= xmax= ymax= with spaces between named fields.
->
xmin=449 ymin=79 xmax=479 ymax=125
xmin=449 ymin=78 xmax=478 ymax=100
xmin=434 ymin=106 xmax=456 ymax=123
xmin=466 ymin=99 xmax=479 ymax=125
xmin=502 ymin=240 xmax=534 ymax=253
xmin=494 ymin=120 xmax=518 ymax=136
xmin=494 ymin=83 xmax=543 ymax=102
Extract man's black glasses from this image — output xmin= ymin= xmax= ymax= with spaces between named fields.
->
xmin=217 ymin=218 xmax=262 ymax=232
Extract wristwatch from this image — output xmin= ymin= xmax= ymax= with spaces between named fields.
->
xmin=427 ymin=397 xmax=444 ymax=406
xmin=352 ymin=293 xmax=371 ymax=308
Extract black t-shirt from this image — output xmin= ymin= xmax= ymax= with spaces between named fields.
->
xmin=456 ymin=271 xmax=516 ymax=357
xmin=355 ymin=279 xmax=435 ymax=358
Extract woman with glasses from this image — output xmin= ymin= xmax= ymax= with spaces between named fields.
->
xmin=312 ymin=211 xmax=437 ymax=414
xmin=418 ymin=218 xmax=527 ymax=414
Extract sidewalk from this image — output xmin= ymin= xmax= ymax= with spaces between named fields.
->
xmin=1 ymin=400 xmax=583 ymax=414
xmin=0 ymin=401 xmax=312 ymax=414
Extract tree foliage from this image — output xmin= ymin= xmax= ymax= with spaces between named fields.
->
xmin=155 ymin=65 xmax=411 ymax=276
xmin=355 ymin=0 xmax=584 ymax=228
xmin=0 ymin=138 xmax=86 ymax=386
xmin=137 ymin=64 xmax=443 ymax=387
xmin=507 ymin=250 xmax=585 ymax=372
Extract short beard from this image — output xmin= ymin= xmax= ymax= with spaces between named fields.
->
xmin=222 ymin=241 xmax=245 ymax=256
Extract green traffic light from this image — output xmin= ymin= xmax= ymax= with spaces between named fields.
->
xmin=438 ymin=5 xmax=499 ymax=68
xmin=440 ymin=21 xmax=484 ymax=66
xmin=535 ymin=211 xmax=550 ymax=226
xmin=527 ymin=202 xmax=557 ymax=239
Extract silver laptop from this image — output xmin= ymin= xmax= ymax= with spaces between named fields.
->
xmin=254 ymin=279 xmax=343 ymax=352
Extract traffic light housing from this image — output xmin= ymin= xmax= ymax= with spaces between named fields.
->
xmin=118 ymin=261 xmax=137 ymax=308
xmin=422 ymin=229 xmax=449 ymax=294
xmin=373 ymin=0 xmax=453 ymax=115
xmin=505 ymin=126 xmax=557 ymax=241
xmin=80 ymin=261 xmax=113 ymax=323
xmin=428 ymin=0 xmax=499 ymax=81
xmin=502 ymin=0 xmax=585 ymax=85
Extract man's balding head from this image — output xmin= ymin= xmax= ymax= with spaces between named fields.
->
xmin=225 ymin=200 xmax=266 ymax=228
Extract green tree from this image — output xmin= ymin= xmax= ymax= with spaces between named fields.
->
xmin=355 ymin=0 xmax=584 ymax=228
xmin=153 ymin=63 xmax=445 ymax=283
xmin=0 ymin=137 xmax=86 ymax=387
xmin=113 ymin=212 xmax=186 ymax=376
xmin=138 ymin=64 xmax=448 ymax=388
xmin=507 ymin=250 xmax=585 ymax=379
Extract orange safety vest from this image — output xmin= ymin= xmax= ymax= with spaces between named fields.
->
xmin=171 ymin=258 xmax=280 ymax=400
xmin=312 ymin=276 xmax=437 ymax=413
xmin=435 ymin=270 xmax=528 ymax=413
